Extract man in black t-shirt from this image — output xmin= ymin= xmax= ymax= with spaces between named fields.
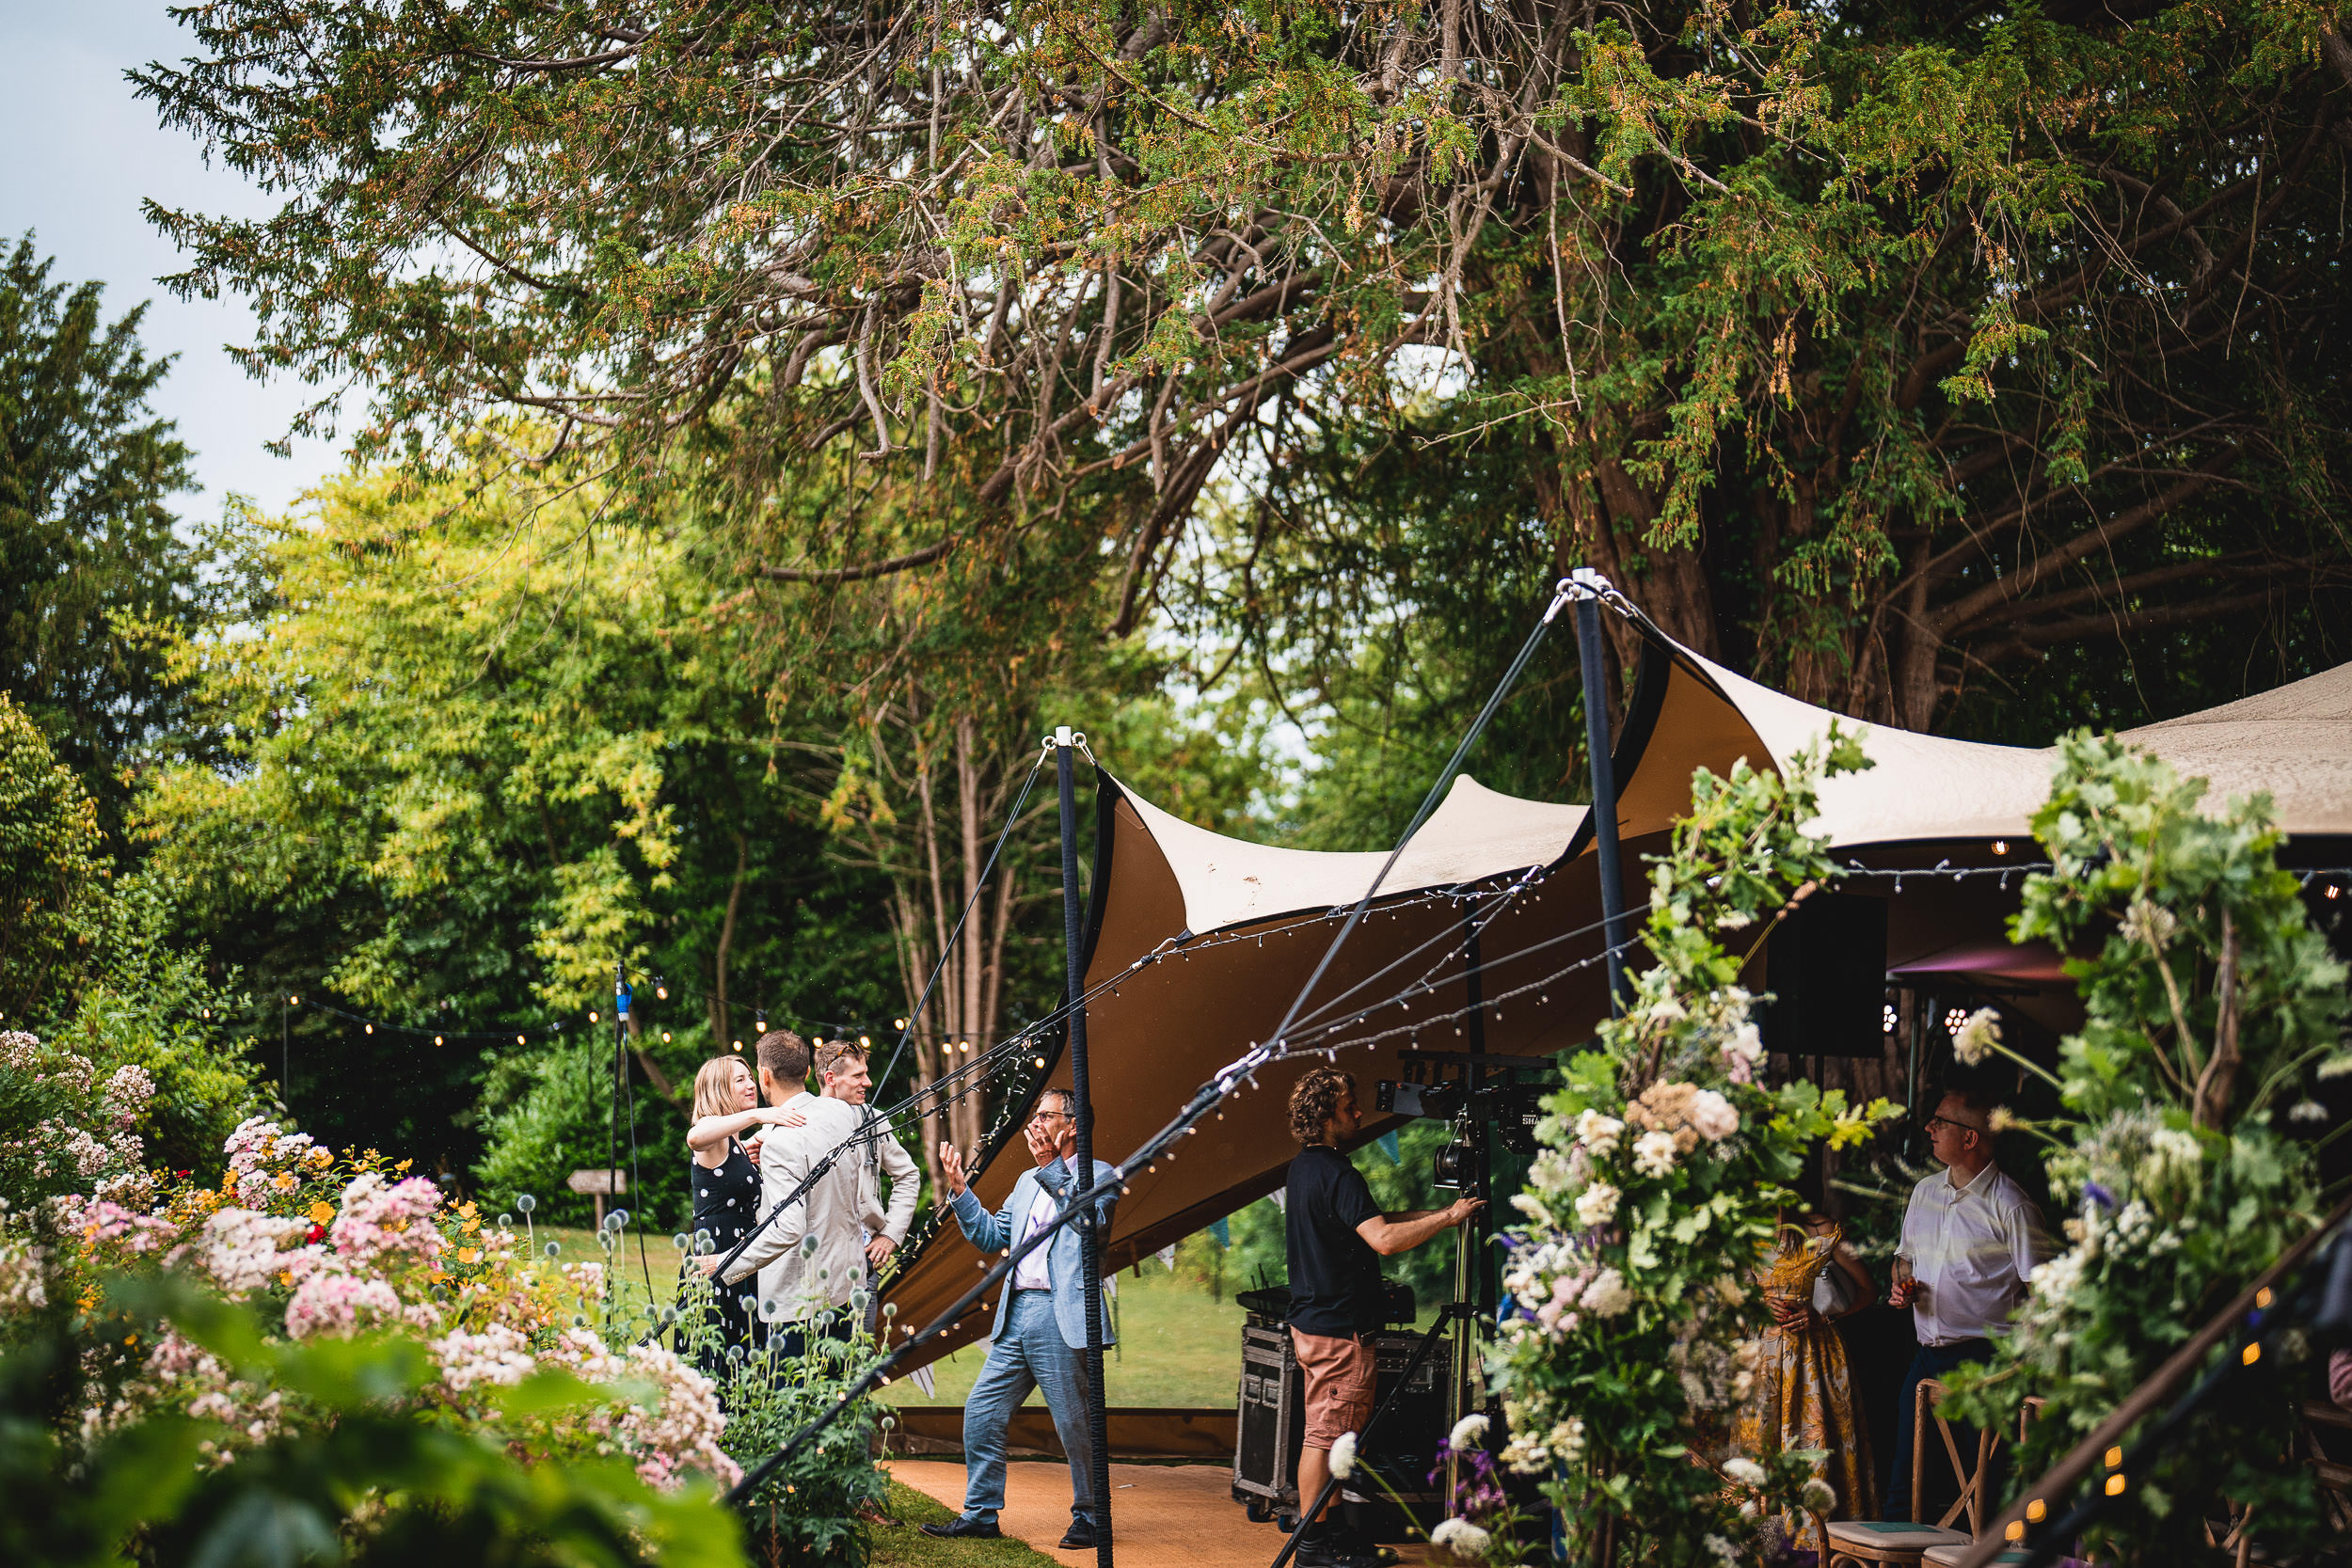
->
xmin=1282 ymin=1065 xmax=1481 ymax=1568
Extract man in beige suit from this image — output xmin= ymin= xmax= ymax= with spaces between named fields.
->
xmin=716 ymin=1032 xmax=914 ymax=1356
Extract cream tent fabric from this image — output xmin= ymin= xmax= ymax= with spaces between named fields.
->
xmin=878 ymin=621 xmax=2352 ymax=1369
xmin=1123 ymin=773 xmax=1589 ymax=935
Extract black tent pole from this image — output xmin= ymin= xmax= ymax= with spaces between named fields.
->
xmin=1056 ymin=725 xmax=1114 ymax=1567
xmin=1571 ymin=572 xmax=1634 ymax=1015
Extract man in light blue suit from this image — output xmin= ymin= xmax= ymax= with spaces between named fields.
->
xmin=919 ymin=1087 xmax=1118 ymax=1550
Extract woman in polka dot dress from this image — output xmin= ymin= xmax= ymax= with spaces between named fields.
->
xmin=686 ymin=1054 xmax=790 ymax=1370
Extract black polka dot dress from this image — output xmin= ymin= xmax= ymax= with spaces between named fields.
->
xmin=689 ymin=1139 xmax=764 ymax=1368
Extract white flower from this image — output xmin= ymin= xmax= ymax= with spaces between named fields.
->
xmin=1449 ymin=1413 xmax=1489 ymax=1450
xmin=1328 ymin=1430 xmax=1358 ymax=1481
xmin=1579 ymin=1269 xmax=1632 ymax=1317
xmin=2028 ymin=1247 xmax=2089 ymax=1304
xmin=2119 ymin=896 xmax=2180 ymax=951
xmin=1573 ymin=1182 xmax=1621 ymax=1227
xmin=1631 ymin=1130 xmax=1678 ymax=1178
xmin=1952 ymin=1007 xmax=2002 ymax=1067
xmin=1727 ymin=1022 xmax=1764 ymax=1061
xmin=1500 ymin=1433 xmax=1549 ymax=1475
xmin=1647 ymin=993 xmax=1689 ymax=1025
xmin=1689 ymin=1090 xmax=1739 ymax=1143
xmin=1547 ymin=1418 xmax=1584 ymax=1460
xmin=1575 ymin=1110 xmax=1625 ymax=1159
xmin=1429 ymin=1518 xmax=1492 ymax=1560
xmin=1716 ymin=909 xmax=1755 ymax=931
xmin=1801 ymin=1477 xmax=1837 ymax=1513
xmin=1722 ymin=1457 xmax=1766 ymax=1487
xmin=1702 ymin=1535 xmax=1740 ymax=1565
xmin=2290 ymin=1100 xmax=2329 ymax=1124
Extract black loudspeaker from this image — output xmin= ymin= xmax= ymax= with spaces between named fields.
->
xmin=1762 ymin=892 xmax=1889 ymax=1058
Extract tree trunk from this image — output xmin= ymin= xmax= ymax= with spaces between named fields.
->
xmin=710 ymin=832 xmax=749 ymax=1047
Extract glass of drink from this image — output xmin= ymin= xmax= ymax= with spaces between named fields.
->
xmin=1892 ymin=1256 xmax=1915 ymax=1305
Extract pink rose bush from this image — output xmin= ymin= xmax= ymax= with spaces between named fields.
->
xmin=7 ymin=1101 xmax=740 ymax=1494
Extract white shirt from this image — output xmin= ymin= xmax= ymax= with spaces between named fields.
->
xmin=1013 ymin=1182 xmax=1057 ymax=1291
xmin=1898 ymin=1161 xmax=2050 ymax=1345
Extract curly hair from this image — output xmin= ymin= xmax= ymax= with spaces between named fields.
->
xmin=1289 ymin=1064 xmax=1357 ymax=1146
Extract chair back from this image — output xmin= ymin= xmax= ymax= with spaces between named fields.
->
xmin=1913 ymin=1378 xmax=2002 ymax=1534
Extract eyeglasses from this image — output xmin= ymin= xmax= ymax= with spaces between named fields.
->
xmin=1924 ymin=1114 xmax=1982 ymax=1137
xmin=1028 ymin=1109 xmax=1070 ymax=1125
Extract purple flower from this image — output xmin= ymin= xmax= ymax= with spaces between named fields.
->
xmin=2083 ymin=1181 xmax=2117 ymax=1210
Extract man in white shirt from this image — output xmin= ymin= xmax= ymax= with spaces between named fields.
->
xmin=1883 ymin=1086 xmax=2050 ymax=1519
xmin=712 ymin=1031 xmax=892 ymax=1357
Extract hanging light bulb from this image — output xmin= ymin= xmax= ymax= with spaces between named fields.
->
xmin=516 ymin=1034 xmax=526 ymax=1045
xmin=365 ymin=1022 xmax=374 ymax=1035
xmin=1992 ymin=839 xmax=2010 ymax=856
xmin=661 ymin=1030 xmax=673 ymax=1043
xmin=731 ymin=1040 xmax=743 ymax=1053
xmin=289 ymin=994 xmax=300 ymax=1006
xmin=755 ymin=1010 xmax=769 ymax=1033
xmin=895 ymin=1018 xmax=909 ymax=1030
xmin=434 ymin=1035 xmax=444 ymax=1046
xmin=656 ymin=979 xmax=669 ymax=1000
xmin=589 ymin=1009 xmax=600 ymax=1023
xmin=860 ymin=1034 xmax=871 ymax=1048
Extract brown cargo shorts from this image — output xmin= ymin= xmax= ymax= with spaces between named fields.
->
xmin=1290 ymin=1326 xmax=1376 ymax=1450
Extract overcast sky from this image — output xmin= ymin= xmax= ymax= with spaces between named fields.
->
xmin=1 ymin=0 xmax=345 ymax=519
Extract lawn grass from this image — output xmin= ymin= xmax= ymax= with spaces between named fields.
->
xmin=531 ymin=1225 xmax=688 ymax=1323
xmin=873 ymin=1480 xmax=1062 ymax=1568
xmin=879 ymin=1265 xmax=1249 ymax=1410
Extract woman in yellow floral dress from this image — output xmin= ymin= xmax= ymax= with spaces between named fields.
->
xmin=1735 ymin=1212 xmax=1877 ymax=1555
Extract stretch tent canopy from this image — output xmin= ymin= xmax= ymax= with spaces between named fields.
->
xmin=878 ymin=613 xmax=2352 ymax=1368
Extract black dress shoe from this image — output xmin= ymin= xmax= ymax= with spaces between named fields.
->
xmin=1058 ymin=1519 xmax=1101 ymax=1549
xmin=919 ymin=1517 xmax=1002 ymax=1540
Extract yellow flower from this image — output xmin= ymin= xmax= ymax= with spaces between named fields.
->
xmin=457 ymin=1201 xmax=478 ymax=1218
xmin=275 ymin=1172 xmax=297 ymax=1190
xmin=462 ymin=1217 xmax=481 ymax=1234
xmin=395 ymin=1159 xmax=413 ymax=1173
xmin=308 ymin=1201 xmax=335 ymax=1226
xmin=458 ymin=1247 xmax=479 ymax=1264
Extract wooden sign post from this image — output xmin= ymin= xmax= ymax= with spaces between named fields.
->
xmin=565 ymin=1167 xmax=627 ymax=1231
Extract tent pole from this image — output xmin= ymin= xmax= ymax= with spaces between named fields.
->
xmin=1572 ymin=583 xmax=1633 ymax=1014
xmin=1055 ymin=727 xmax=1114 ymax=1567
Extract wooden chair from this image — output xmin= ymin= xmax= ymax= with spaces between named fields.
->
xmin=1823 ymin=1379 xmax=1986 ymax=1568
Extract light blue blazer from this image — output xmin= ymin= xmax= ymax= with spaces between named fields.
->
xmin=950 ymin=1156 xmax=1120 ymax=1350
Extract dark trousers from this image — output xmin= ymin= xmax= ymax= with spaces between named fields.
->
xmin=1884 ymin=1338 xmax=1993 ymax=1521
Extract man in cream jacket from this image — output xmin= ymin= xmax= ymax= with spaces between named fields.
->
xmin=715 ymin=1033 xmax=915 ymax=1354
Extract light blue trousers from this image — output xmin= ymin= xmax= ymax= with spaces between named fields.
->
xmin=958 ymin=1289 xmax=1097 ymax=1526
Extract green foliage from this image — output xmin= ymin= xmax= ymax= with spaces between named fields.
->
xmin=473 ymin=1032 xmax=687 ymax=1231
xmin=129 ymin=0 xmax=2351 ymax=745
xmin=1941 ymin=735 xmax=2349 ymax=1564
xmin=0 ymin=699 xmax=262 ymax=1196
xmin=139 ymin=453 xmax=903 ymax=1192
xmin=0 ymin=690 xmax=107 ymax=1022
xmin=0 ymin=236 xmax=262 ymax=847
xmin=1484 ymin=728 xmax=1898 ymax=1566
xmin=0 ymin=1275 xmax=747 ymax=1568
xmin=674 ymin=1268 xmax=891 ymax=1568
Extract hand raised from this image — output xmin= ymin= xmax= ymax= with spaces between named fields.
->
xmin=939 ymin=1140 xmax=969 ymax=1197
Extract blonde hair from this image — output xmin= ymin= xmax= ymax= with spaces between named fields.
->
xmin=692 ymin=1055 xmax=755 ymax=1122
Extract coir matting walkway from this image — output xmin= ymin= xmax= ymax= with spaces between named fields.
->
xmin=886 ymin=1459 xmax=1433 ymax=1568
